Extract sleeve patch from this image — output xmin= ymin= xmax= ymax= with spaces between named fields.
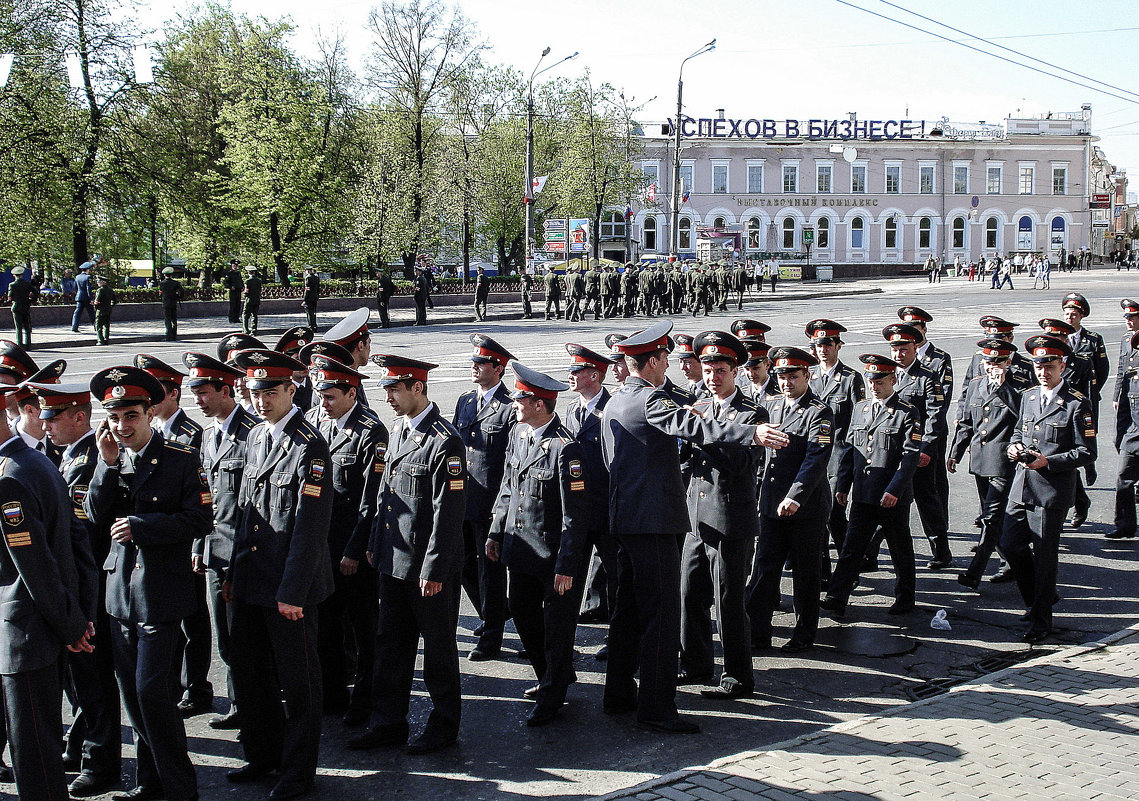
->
xmin=2 ymin=502 xmax=24 ymax=527
xmin=5 ymin=530 xmax=31 ymax=547
xmin=200 ymin=492 xmax=213 ymax=505
xmin=198 ymin=467 xmax=209 ymax=486
xmin=448 ymin=478 xmax=465 ymax=491
xmin=569 ymin=480 xmax=585 ymax=491
xmin=447 ymin=456 xmax=462 ymax=475
xmin=309 ymin=460 xmax=325 ymax=481
xmin=568 ymin=459 xmax=583 ymax=478
xmin=302 ymin=482 xmax=322 ymax=498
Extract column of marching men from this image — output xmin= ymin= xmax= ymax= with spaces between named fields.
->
xmin=0 ymin=290 xmax=1134 ymax=800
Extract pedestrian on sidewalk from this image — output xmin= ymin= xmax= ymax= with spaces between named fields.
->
xmin=413 ymin=266 xmax=430 ymax=326
xmin=223 ymin=260 xmax=243 ymax=324
xmin=72 ymin=257 xmax=99 ymax=332
xmin=302 ymin=266 xmax=320 ymax=331
xmin=8 ymin=266 xmax=36 ymax=348
xmin=997 ymin=262 xmax=1014 ymax=290
xmin=93 ymin=274 xmax=115 ymax=345
xmin=765 ymin=258 xmax=779 ymax=292
xmin=375 ymin=268 xmax=395 ymax=328
xmin=160 ymin=267 xmax=184 ymax=341
xmin=473 ymin=266 xmax=489 ymax=322
xmin=242 ymin=265 xmax=262 ymax=335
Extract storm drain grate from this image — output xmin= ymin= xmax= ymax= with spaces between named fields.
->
xmin=905 ymin=648 xmax=1054 ymax=701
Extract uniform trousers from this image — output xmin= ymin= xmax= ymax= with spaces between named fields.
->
xmin=830 ymin=501 xmax=915 ymax=604
xmin=110 ymin=618 xmax=197 ymax=800
xmin=413 ymin=297 xmax=427 ymax=326
xmin=64 ymin=604 xmax=121 ymax=778
xmin=912 ymin=439 xmax=951 ymax=561
xmin=204 ymin=568 xmax=234 ymax=706
xmin=177 ymin=573 xmax=213 ymax=706
xmin=162 ymin=305 xmax=178 ymax=341
xmin=544 ymin=295 xmax=562 ymax=320
xmin=681 ymin=532 xmax=754 ymax=687
xmin=821 ymin=478 xmax=844 ymax=582
xmin=3 ymin=661 xmax=67 ymax=801
xmin=521 ymin=290 xmax=533 ymax=319
xmin=11 ymin=309 xmax=31 ymax=347
xmin=376 ymin=300 xmax=391 ymax=328
xmin=461 ymin=518 xmax=508 ymax=649
xmin=604 ymin=531 xmax=682 ymax=723
xmin=242 ymin=303 xmax=259 ymax=335
xmin=317 ymin=565 xmax=377 ymax=712
xmin=1113 ymin=451 xmax=1139 ymax=536
xmin=229 ymin=601 xmax=322 ymax=787
xmin=369 ymin=573 xmax=461 ymax=738
xmin=565 ymin=296 xmax=581 ymax=322
xmin=602 ymin=294 xmax=618 ymax=319
xmin=94 ymin=310 xmax=112 ymax=345
xmin=580 ymin=528 xmax=619 ymax=619
xmin=508 ymin=570 xmax=585 ymax=707
xmin=749 ymin=514 xmax=824 ymax=646
xmin=227 ymin=291 xmax=241 ymax=323
xmin=1000 ymin=503 xmax=1065 ymax=635
xmin=304 ymin=302 xmax=317 ymax=330
xmin=961 ymin=475 xmax=1010 ymax=582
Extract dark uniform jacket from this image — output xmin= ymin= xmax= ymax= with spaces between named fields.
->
xmin=474 ymin=273 xmax=490 ymax=301
xmin=197 ymin=405 xmax=257 ymax=569
xmin=759 ymin=390 xmax=834 ymax=519
xmin=376 ymin=273 xmax=396 ymax=305
xmin=294 ymin=378 xmax=315 ymax=411
xmin=1008 ymin=383 xmax=1097 ymax=509
xmin=685 ymin=392 xmax=766 ymax=542
xmin=601 ymin=376 xmax=758 ymax=537
xmin=85 ymin=434 xmax=213 ymax=624
xmin=957 ymin=349 xmax=1034 ymax=417
xmin=949 ymin=374 xmax=1029 ymax=478
xmin=305 ymin=402 xmax=387 ymax=563
xmin=918 ymin=342 xmax=954 ymax=401
xmin=369 ymin=404 xmax=467 ymax=583
xmin=159 ymin=278 xmax=184 ymax=308
xmin=1069 ymin=327 xmax=1109 ymax=401
xmin=232 ymin=411 xmax=334 ymax=609
xmin=836 ymin=393 xmax=923 ymax=505
xmin=59 ymin=431 xmax=104 ymax=619
xmin=163 ymin=408 xmax=203 ymax=452
xmin=453 ymin=383 xmax=515 ymax=522
xmin=489 ymin=418 xmax=589 ymax=577
xmin=8 ymin=278 xmax=36 ymax=312
xmin=1115 ymin=335 xmax=1139 ymax=404
xmin=1063 ymin=352 xmax=1097 ymax=401
xmin=543 ymin=271 xmax=563 ymax=300
xmin=809 ymin=360 xmax=865 ymax=476
xmin=303 ymin=274 xmax=320 ymax=305
xmin=0 ymin=438 xmax=89 ymax=674
xmin=1116 ymin=367 xmax=1139 ymax=453
xmin=563 ymin=388 xmax=611 ymax=530
xmin=894 ymin=361 xmax=945 ymax=457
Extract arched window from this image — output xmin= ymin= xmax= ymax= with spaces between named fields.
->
xmin=985 ymin=217 xmax=999 ymax=250
xmin=952 ymin=217 xmax=966 ymax=249
xmin=679 ymin=217 xmax=692 ymax=251
xmin=643 ymin=217 xmax=657 ymax=251
xmin=919 ymin=217 xmax=932 ymax=249
xmin=1017 ymin=215 xmax=1033 ymax=250
xmin=885 ymin=216 xmax=898 ymax=249
xmin=851 ymin=216 xmax=865 ymax=249
xmin=817 ymin=217 xmax=830 ymax=249
xmin=714 ymin=216 xmax=726 ymax=229
xmin=747 ymin=218 xmax=763 ymax=249
xmin=782 ymin=218 xmax=796 ymax=250
xmin=601 ymin=211 xmax=625 ymax=239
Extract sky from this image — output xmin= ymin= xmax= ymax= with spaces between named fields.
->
xmin=144 ymin=0 xmax=1139 ymax=179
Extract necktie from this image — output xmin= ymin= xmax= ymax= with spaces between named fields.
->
xmin=214 ymin=425 xmax=224 ymax=451
xmin=35 ymin=440 xmax=44 ymax=453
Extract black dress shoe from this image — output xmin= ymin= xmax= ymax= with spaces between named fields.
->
xmin=594 ymin=644 xmax=608 ymax=661
xmin=61 ymin=752 xmax=81 ymax=771
xmin=675 ymin=670 xmax=714 ymax=686
xmin=956 ymin=573 xmax=981 ymax=591
xmin=468 ymin=645 xmax=501 ymax=662
xmin=112 ymin=787 xmax=164 ymax=801
xmin=69 ymin=773 xmax=122 ymax=797
xmin=1106 ymin=529 xmax=1136 ymax=539
xmin=819 ymin=596 xmax=847 ymax=618
xmin=177 ymin=697 xmax=213 ymax=718
xmin=0 ymin=763 xmax=11 ymax=783
xmin=523 ymin=684 xmax=540 ymax=699
xmin=635 ymin=716 xmax=700 ymax=734
xmin=700 ymin=680 xmax=752 ymax=699
xmin=526 ymin=703 xmax=562 ymax=727
xmin=208 ymin=708 xmax=241 ymax=730
xmin=888 ymin=599 xmax=915 ymax=615
xmin=1070 ymin=509 xmax=1088 ymax=528
xmin=927 ymin=557 xmax=952 ymax=571
xmin=269 ymin=779 xmax=313 ymax=800
xmin=406 ymin=731 xmax=458 ymax=754
xmin=578 ymin=608 xmax=607 ymax=623
xmin=1022 ymin=629 xmax=1050 ymax=644
xmin=227 ymin=762 xmax=278 ymax=783
xmin=989 ymin=566 xmax=1016 ymax=583
xmin=342 ymin=707 xmax=369 ymax=727
xmin=347 ymin=723 xmax=409 ymax=750
xmin=780 ymin=640 xmax=812 ymax=654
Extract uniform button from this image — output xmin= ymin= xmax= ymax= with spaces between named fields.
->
xmin=251 ymin=546 xmax=257 ymax=552
xmin=468 ymin=446 xmax=474 ymax=452
xmin=385 ymin=523 xmax=390 ymax=529
xmin=1034 ymin=425 xmax=1040 ymax=430
xmin=699 ymin=492 xmax=706 ymax=498
xmin=253 ymin=525 xmax=259 ymax=531
xmin=152 ymin=496 xmax=158 ymax=501
xmin=467 ymin=460 xmax=473 ymax=467
xmin=257 ymin=484 xmax=264 ymax=491
xmin=386 ymin=506 xmax=392 ymax=512
xmin=135 ymin=563 xmax=141 ymax=569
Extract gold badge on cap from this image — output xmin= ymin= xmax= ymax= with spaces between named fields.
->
xmin=248 ymin=352 xmax=269 ymax=363
xmin=105 ymin=368 xmax=126 ymax=382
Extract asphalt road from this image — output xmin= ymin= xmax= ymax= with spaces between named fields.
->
xmin=14 ymin=271 xmax=1139 ymax=801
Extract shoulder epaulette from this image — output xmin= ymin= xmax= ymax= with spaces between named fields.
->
xmin=296 ymin=422 xmax=315 ymax=442
xmin=737 ymin=395 xmax=760 ymax=412
xmin=895 ymin=398 xmax=917 ymax=412
xmin=809 ymin=398 xmax=828 ymax=410
xmin=432 ymin=420 xmax=452 ymax=438
xmin=237 ymin=415 xmax=256 ymax=430
xmin=1070 ymin=389 xmax=1086 ymax=400
xmin=360 ymin=416 xmax=375 ymax=428
xmin=179 ymin=420 xmax=198 ymax=434
xmin=164 ymin=440 xmax=192 ymax=453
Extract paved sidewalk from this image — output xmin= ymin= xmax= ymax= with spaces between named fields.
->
xmin=599 ymin=626 xmax=1139 ymax=801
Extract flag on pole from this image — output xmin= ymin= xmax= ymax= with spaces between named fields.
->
xmin=524 ymin=175 xmax=547 ymax=205
xmin=682 ymin=190 xmax=690 ymax=204
xmin=624 ymin=206 xmax=633 ymax=221
xmin=0 ymin=55 xmax=13 ymax=89
xmin=133 ymin=45 xmax=153 ymax=84
xmin=65 ymin=52 xmax=84 ymax=89
xmin=643 ymin=181 xmax=657 ymax=204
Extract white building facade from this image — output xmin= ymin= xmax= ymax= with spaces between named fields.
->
xmin=629 ymin=109 xmax=1109 ymax=267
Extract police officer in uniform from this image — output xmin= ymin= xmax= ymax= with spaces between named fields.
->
xmin=302 ymin=266 xmax=320 ymax=330
xmin=679 ymin=332 xmax=765 ymax=698
xmin=8 ymin=266 xmax=36 ymax=347
xmin=84 ymin=366 xmax=211 ymax=801
xmin=1112 ymin=330 xmax=1139 ymax=540
xmin=375 ymin=268 xmax=396 ymax=328
xmin=1002 ymin=335 xmax=1096 ymax=643
xmin=749 ymin=346 xmax=834 ymax=653
xmin=600 ymin=321 xmax=788 ymax=733
xmin=159 ymin=267 xmax=184 ymax=341
xmin=806 ymin=319 xmax=865 ymax=586
xmin=739 ymin=339 xmax=778 ymax=401
xmin=302 ymin=349 xmax=387 ymax=726
xmin=453 ymin=334 xmax=517 ymax=660
xmin=1112 ymin=300 xmax=1139 ymax=409
xmin=672 ymin=334 xmax=706 ymax=396
xmin=217 ymin=333 xmax=265 ymax=413
xmin=181 ymin=352 xmax=255 ymax=732
xmin=10 ymin=359 xmax=66 ymax=465
xmin=956 ymin=317 xmax=1034 ymax=413
xmin=544 ymin=268 xmax=564 ymax=320
xmin=242 ymin=265 xmax=262 ymax=336
xmin=351 ymin=354 xmax=466 ymax=755
xmin=223 ymin=259 xmax=243 ymax=324
xmin=949 ymin=339 xmax=1030 ymax=589
xmin=224 ymin=349 xmax=333 ymax=799
xmin=32 ymin=381 xmax=121 ymax=796
xmin=822 ymin=355 xmax=923 ymax=618
xmin=322 ymin=308 xmax=373 ymax=407
xmin=0 ymin=382 xmax=93 ymax=801
xmin=487 ymin=363 xmax=588 ymax=726
xmin=1060 ymin=293 xmax=1109 ymax=528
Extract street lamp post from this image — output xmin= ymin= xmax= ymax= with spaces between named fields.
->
xmin=526 ymin=48 xmax=578 ymax=275
xmin=670 ymin=39 xmax=715 ymax=259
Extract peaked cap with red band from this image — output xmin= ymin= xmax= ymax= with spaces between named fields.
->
xmin=182 ymin=352 xmax=244 ymax=387
xmin=231 ymin=349 xmax=304 ymax=390
xmin=469 ymin=333 xmax=515 ymax=366
xmin=769 ymin=346 xmax=819 ymax=373
xmin=508 ymin=362 xmax=568 ymax=401
xmin=27 ymin=380 xmax=90 ymax=420
xmin=564 ymin=343 xmax=614 ymax=373
xmin=730 ymin=319 xmax=771 ymax=340
xmin=372 ymin=354 xmax=437 ymax=387
xmin=804 ymin=319 xmax=847 ymax=343
xmin=90 ymin=366 xmax=165 ymax=409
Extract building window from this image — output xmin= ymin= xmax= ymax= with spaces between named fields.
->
xmin=885 ymin=216 xmax=898 ymax=249
xmin=1017 ymin=215 xmax=1033 ymax=250
xmin=713 ymin=216 xmax=726 ymax=229
xmin=679 ymin=217 xmax=692 ymax=250
xmin=919 ymin=217 xmax=932 ymax=249
xmin=885 ymin=165 xmax=900 ymax=194
xmin=1019 ymin=165 xmax=1034 ymax=195
xmin=712 ymin=163 xmax=728 ymax=194
xmin=817 ymin=217 xmax=830 ymax=249
xmin=643 ymin=217 xmax=657 ymax=251
xmin=782 ymin=218 xmax=796 ymax=250
xmin=601 ymin=211 xmax=625 ymax=239
xmin=953 ymin=165 xmax=969 ymax=194
xmin=747 ymin=218 xmax=762 ymax=249
xmin=985 ymin=217 xmax=998 ymax=249
xmin=952 ymin=217 xmax=965 ymax=249
xmin=782 ymin=165 xmax=798 ymax=193
xmin=851 ymin=165 xmax=866 ymax=194
xmin=817 ymin=165 xmax=832 ymax=193
xmin=1050 ymin=217 xmax=1066 ymax=250
xmin=851 ymin=216 xmax=865 ymax=249
xmin=642 ymin=164 xmax=658 ymax=186
xmin=987 ymin=166 xmax=1002 ymax=194
xmin=679 ymin=164 xmax=693 ymax=196
xmin=919 ymin=165 xmax=934 ymax=194
xmin=747 ymin=164 xmax=764 ymax=194
xmin=1052 ymin=166 xmax=1067 ymax=195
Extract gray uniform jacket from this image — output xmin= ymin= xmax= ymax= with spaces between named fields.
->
xmin=1008 ymin=383 xmax=1097 ymax=509
xmin=1116 ymin=367 xmax=1139 ymax=453
xmin=894 ymin=361 xmax=946 ymax=456
xmin=164 ymin=408 xmax=203 ymax=452
xmin=1115 ymin=336 xmax=1139 ymax=404
xmin=836 ymin=393 xmax=922 ymax=505
xmin=949 ymin=375 xmax=1029 ymax=479
xmin=489 ymin=417 xmax=589 ymax=578
xmin=809 ymin=361 xmax=864 ymax=476
xmin=453 ymin=384 xmax=515 ymax=522
xmin=197 ymin=405 xmax=258 ymax=569
xmin=759 ymin=390 xmax=834 ymax=519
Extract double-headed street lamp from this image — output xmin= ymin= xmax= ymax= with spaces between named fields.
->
xmin=526 ymin=47 xmax=578 ymax=275
xmin=670 ymin=38 xmax=716 ymax=259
